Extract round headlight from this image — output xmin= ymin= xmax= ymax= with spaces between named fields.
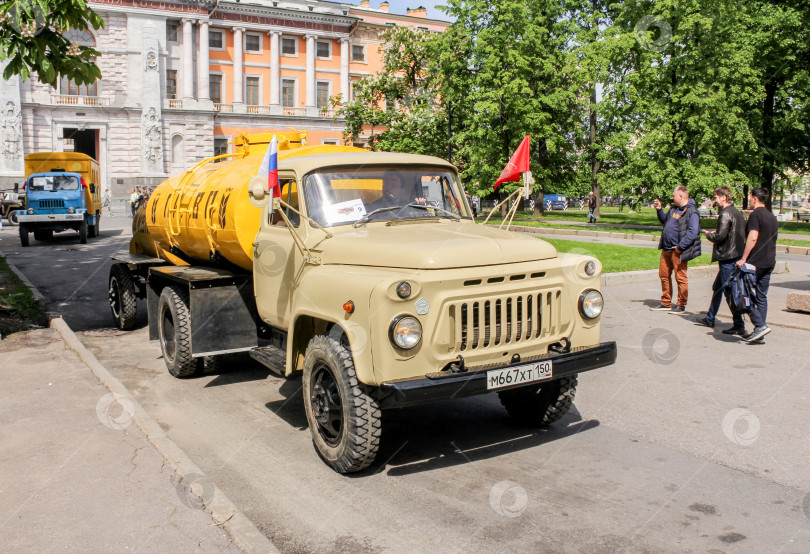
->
xmin=28 ymin=208 xmax=34 ymax=214
xmin=584 ymin=260 xmax=597 ymax=276
xmin=68 ymin=207 xmax=75 ymax=214
xmin=390 ymin=316 xmax=422 ymax=349
xmin=579 ymin=289 xmax=604 ymax=319
xmin=396 ymin=281 xmax=411 ymax=299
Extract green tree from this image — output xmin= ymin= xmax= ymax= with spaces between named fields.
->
xmin=1 ymin=0 xmax=104 ymax=86
xmin=335 ymin=26 xmax=448 ymax=158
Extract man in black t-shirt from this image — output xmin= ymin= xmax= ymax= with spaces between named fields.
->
xmin=736 ymin=187 xmax=778 ymax=343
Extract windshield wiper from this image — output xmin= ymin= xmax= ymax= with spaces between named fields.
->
xmin=352 ymin=205 xmax=406 ymax=228
xmin=406 ymin=203 xmax=462 ymax=221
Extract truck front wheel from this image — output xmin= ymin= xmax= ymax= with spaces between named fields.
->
xmin=79 ymin=218 xmax=88 ymax=244
xmin=303 ymin=335 xmax=381 ymax=473
xmin=109 ymin=263 xmax=137 ymax=330
xmin=158 ymin=286 xmax=197 ymax=378
xmin=8 ymin=210 xmax=18 ymax=225
xmin=498 ymin=375 xmax=578 ymax=427
xmin=19 ymin=224 xmax=29 ymax=247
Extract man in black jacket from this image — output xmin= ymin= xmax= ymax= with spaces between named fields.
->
xmin=696 ymin=186 xmax=745 ymax=331
xmin=650 ymin=186 xmax=701 ymax=314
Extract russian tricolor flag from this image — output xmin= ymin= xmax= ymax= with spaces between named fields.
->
xmin=259 ymin=135 xmax=281 ymax=198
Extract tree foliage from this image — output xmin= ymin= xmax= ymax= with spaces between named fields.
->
xmin=0 ymin=0 xmax=104 ymax=87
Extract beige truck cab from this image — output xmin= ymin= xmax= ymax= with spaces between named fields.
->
xmin=111 ymin=146 xmax=617 ymax=474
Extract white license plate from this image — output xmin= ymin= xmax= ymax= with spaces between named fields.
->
xmin=486 ymin=361 xmax=553 ymax=390
xmin=65 ymin=214 xmax=82 ymax=220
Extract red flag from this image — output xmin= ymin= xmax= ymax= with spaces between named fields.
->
xmin=494 ymin=135 xmax=531 ymax=190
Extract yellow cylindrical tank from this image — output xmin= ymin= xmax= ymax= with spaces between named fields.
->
xmin=131 ymin=132 xmax=364 ymax=271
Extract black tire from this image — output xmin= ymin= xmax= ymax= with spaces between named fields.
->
xmin=303 ymin=335 xmax=381 ymax=473
xmin=498 ymin=375 xmax=578 ymax=427
xmin=158 ymin=286 xmax=197 ymax=378
xmin=108 ymin=263 xmax=137 ymax=330
xmin=199 ymin=355 xmax=224 ymax=374
xmin=79 ymin=218 xmax=88 ymax=244
xmin=33 ymin=229 xmax=53 ymax=241
xmin=8 ymin=210 xmax=18 ymax=225
xmin=19 ymin=223 xmax=29 ymax=247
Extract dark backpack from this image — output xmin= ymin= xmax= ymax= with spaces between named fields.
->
xmin=726 ymin=267 xmax=754 ymax=315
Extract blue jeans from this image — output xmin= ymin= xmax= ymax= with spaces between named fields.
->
xmin=706 ymin=259 xmax=744 ymax=328
xmin=749 ymin=266 xmax=773 ymax=328
xmin=587 ymin=209 xmax=596 ymax=222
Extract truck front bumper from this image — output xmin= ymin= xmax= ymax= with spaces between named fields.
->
xmin=375 ymin=341 xmax=617 ymax=408
xmin=18 ymin=214 xmax=84 ymax=223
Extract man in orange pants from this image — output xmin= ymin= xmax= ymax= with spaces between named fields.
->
xmin=650 ymin=186 xmax=701 ymax=314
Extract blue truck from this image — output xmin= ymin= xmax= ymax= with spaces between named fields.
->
xmin=18 ymin=172 xmax=101 ymax=246
xmin=18 ymin=152 xmax=102 ymax=247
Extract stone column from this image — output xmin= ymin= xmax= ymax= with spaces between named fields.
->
xmin=197 ymin=21 xmax=211 ymax=107
xmin=233 ymin=27 xmax=245 ymax=112
xmin=141 ymin=24 xmax=165 ymax=176
xmin=269 ymin=31 xmax=281 ymax=106
xmin=305 ymin=34 xmax=317 ymax=115
xmin=340 ymin=37 xmax=350 ymax=104
xmin=182 ymin=18 xmax=194 ymax=101
xmin=0 ymin=59 xmax=25 ymax=183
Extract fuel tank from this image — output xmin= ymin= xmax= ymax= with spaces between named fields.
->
xmin=130 ymin=132 xmax=363 ymax=270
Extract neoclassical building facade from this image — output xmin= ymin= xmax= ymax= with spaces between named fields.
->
xmin=0 ymin=0 xmax=448 ymax=198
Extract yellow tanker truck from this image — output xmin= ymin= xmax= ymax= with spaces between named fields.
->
xmin=109 ymin=131 xmax=617 ymax=473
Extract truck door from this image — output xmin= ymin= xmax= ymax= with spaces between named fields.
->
xmin=253 ymin=176 xmax=303 ymax=329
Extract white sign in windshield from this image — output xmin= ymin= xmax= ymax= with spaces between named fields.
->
xmin=323 ymin=199 xmax=367 ymax=224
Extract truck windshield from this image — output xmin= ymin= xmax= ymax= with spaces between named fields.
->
xmin=302 ymin=167 xmax=470 ymax=227
xmin=29 ymin=175 xmax=79 ymax=192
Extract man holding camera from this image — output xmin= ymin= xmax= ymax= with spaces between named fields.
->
xmin=650 ymin=186 xmax=701 ymax=314
xmin=696 ymin=187 xmax=746 ymax=331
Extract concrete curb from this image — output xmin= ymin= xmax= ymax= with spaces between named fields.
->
xmin=51 ymin=317 xmax=279 ymax=554
xmin=6 ymin=260 xmax=46 ymax=305
xmin=601 ymin=260 xmax=789 ymax=287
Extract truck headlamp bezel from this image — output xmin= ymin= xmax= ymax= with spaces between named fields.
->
xmin=68 ymin=207 xmax=75 ymax=214
xmin=389 ymin=315 xmax=422 ymax=349
xmin=579 ymin=289 xmax=604 ymax=320
xmin=27 ymin=208 xmax=34 ymax=214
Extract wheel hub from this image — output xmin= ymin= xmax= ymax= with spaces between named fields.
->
xmin=310 ymin=364 xmax=342 ymax=446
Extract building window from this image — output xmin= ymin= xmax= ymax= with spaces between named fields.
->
xmin=60 ymin=29 xmax=97 ymax=96
xmin=245 ymin=33 xmax=261 ymax=52
xmin=209 ymin=30 xmax=224 ymax=49
xmin=245 ymin=76 xmax=260 ymax=105
xmin=214 ymin=138 xmax=229 ymax=158
xmin=351 ymin=44 xmax=365 ymax=62
xmin=316 ymin=40 xmax=331 ymax=59
xmin=166 ymin=21 xmax=179 ymax=42
xmin=171 ymin=135 xmax=185 ymax=172
xmin=210 ymin=74 xmax=222 ymax=104
xmin=281 ymin=78 xmax=296 ymax=107
xmin=322 ymin=139 xmax=338 ymax=145
xmin=166 ymin=69 xmax=177 ymax=99
xmin=316 ymin=81 xmax=331 ymax=110
xmin=281 ymin=37 xmax=297 ymax=56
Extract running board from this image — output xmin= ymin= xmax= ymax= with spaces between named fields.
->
xmin=250 ymin=346 xmax=286 ymax=377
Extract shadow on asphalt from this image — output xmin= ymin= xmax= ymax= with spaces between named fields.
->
xmin=772 ymin=280 xmax=810 ymax=291
xmin=376 ymin=401 xmax=598 ymax=477
xmin=21 ymin=229 xmax=124 ymax=247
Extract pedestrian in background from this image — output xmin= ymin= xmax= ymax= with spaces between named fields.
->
xmin=696 ymin=186 xmax=745 ymax=331
xmin=102 ymin=188 xmax=111 ymax=214
xmin=650 ymin=186 xmax=701 ymax=314
xmin=129 ymin=188 xmax=138 ymax=217
xmin=587 ymin=191 xmax=597 ymax=223
xmin=736 ymin=187 xmax=778 ymax=343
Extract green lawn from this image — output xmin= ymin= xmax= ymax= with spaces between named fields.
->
xmin=542 ymin=238 xmax=714 ymax=273
xmin=482 ymin=207 xmax=810 ymax=235
xmin=0 ymin=256 xmax=46 ymax=336
xmin=487 ymin=219 xmax=810 ymax=247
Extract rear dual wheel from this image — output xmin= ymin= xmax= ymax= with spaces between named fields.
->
xmin=108 ymin=263 xmax=137 ymax=330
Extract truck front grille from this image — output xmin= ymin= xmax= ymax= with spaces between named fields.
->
xmin=32 ymin=200 xmax=65 ymax=209
xmin=448 ymin=289 xmax=563 ymax=353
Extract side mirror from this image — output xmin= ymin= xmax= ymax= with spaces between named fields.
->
xmin=248 ymin=175 xmax=269 ymax=207
xmin=89 ymin=183 xmax=96 ymax=194
xmin=13 ymin=183 xmax=18 ymax=193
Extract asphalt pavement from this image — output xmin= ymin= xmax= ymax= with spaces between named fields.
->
xmin=1 ymin=214 xmax=809 ymax=553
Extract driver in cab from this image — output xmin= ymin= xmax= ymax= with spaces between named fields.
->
xmin=367 ymin=173 xmax=427 ymax=215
